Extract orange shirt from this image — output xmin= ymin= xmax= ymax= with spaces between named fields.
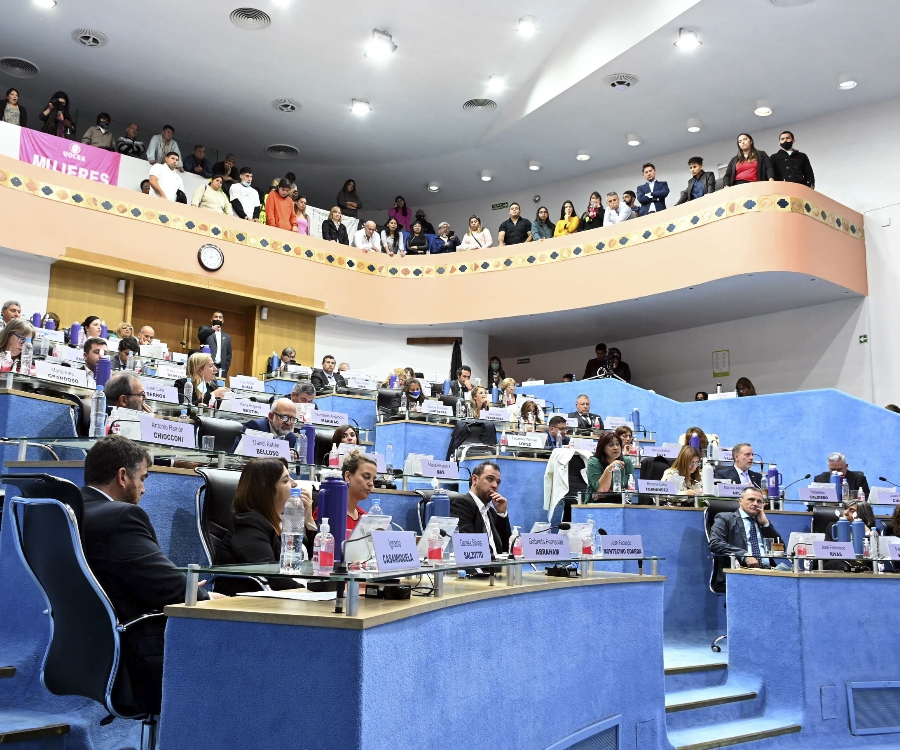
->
xmin=265 ymin=192 xmax=298 ymax=231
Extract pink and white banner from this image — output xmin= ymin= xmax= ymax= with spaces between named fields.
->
xmin=19 ymin=128 xmax=121 ymax=185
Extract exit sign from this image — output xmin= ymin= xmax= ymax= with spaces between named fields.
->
xmin=517 ymin=358 xmax=530 ymax=364
xmin=492 ymin=202 xmax=509 ymax=211
xmin=859 ymin=335 xmax=868 ymax=344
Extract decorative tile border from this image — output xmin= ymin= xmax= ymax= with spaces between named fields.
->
xmin=0 ymin=167 xmax=864 ymax=279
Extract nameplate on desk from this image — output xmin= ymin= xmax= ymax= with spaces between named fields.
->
xmin=566 ymin=418 xmax=579 ymax=428
xmin=139 ymin=416 xmax=195 ymax=449
xmin=604 ymin=417 xmax=634 ymax=430
xmin=887 ymin=543 xmax=900 ymax=561
xmin=309 ymin=409 xmax=348 ymax=427
xmin=643 ymin=446 xmax=679 ymax=459
xmin=812 ymin=541 xmax=855 ymax=559
xmin=451 ymin=533 xmax=491 ymax=564
xmin=506 ymin=434 xmax=546 ymax=449
xmin=362 ymin=451 xmax=387 ymax=473
xmin=571 ymin=438 xmax=597 ymax=452
xmin=345 ymin=376 xmax=377 ymax=389
xmin=286 ymin=364 xmax=311 ymax=375
xmin=480 ymin=407 xmax=510 ymax=422
xmin=870 ymin=487 xmax=900 ymax=504
xmin=421 ymin=459 xmax=460 ymax=479
xmin=521 ymin=533 xmax=570 ymax=560
xmin=219 ymin=398 xmax=268 ymax=417
xmin=140 ymin=380 xmax=179 ymax=404
xmin=421 ymin=400 xmax=452 ymax=416
xmin=799 ymin=486 xmax=838 ymax=502
xmin=236 ymin=433 xmax=290 ymax=459
xmin=371 ymin=531 xmax=419 ymax=572
xmin=139 ymin=345 xmax=167 ymax=360
xmin=707 ymin=391 xmax=737 ymax=400
xmin=600 ymin=534 xmax=644 ymax=559
xmin=230 ymin=375 xmax=264 ymax=391
xmin=58 ymin=346 xmax=85 ymax=364
xmin=36 ymin=329 xmax=65 ymax=343
xmin=34 ymin=360 xmax=88 ymax=387
xmin=525 ymin=397 xmax=546 ymax=407
xmin=716 ymin=483 xmax=747 ymax=498
xmin=638 ymin=480 xmax=678 ymax=495
xmin=718 ymin=449 xmax=733 ymax=462
xmin=154 ymin=363 xmax=185 ymax=380
xmin=170 ymin=352 xmax=187 ymax=364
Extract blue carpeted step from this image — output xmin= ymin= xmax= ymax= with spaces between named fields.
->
xmin=665 ymin=684 xmax=762 ymax=731
xmin=667 ymin=716 xmax=801 ymax=750
xmin=665 ymin=661 xmax=728 ymax=692
xmin=0 ymin=709 xmax=69 ymax=748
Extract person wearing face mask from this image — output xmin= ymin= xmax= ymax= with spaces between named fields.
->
xmin=770 ymin=131 xmax=815 ymax=189
xmin=579 ymin=192 xmax=604 ymax=233
xmin=39 ymin=90 xmax=74 ymax=138
xmin=396 ymin=378 xmax=426 ymax=412
xmin=607 ymin=348 xmax=631 ymax=383
xmin=197 ymin=311 xmax=232 ymax=379
xmin=229 ymin=167 xmax=262 ymax=221
xmin=488 ymin=357 xmax=505 ymax=387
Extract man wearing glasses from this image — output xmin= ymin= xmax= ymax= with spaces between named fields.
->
xmin=104 ymin=373 xmax=152 ymax=413
xmin=236 ymin=397 xmax=299 ymax=459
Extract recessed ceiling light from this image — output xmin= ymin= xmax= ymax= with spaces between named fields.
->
xmin=576 ymin=150 xmax=590 ymax=161
xmin=687 ymin=118 xmax=702 ymax=133
xmin=674 ymin=28 xmax=701 ymax=50
xmin=427 ymin=182 xmax=440 ymax=192
xmin=838 ymin=74 xmax=858 ymax=90
xmin=517 ymin=16 xmax=537 ymax=37
xmin=350 ymin=99 xmax=371 ymax=115
xmin=364 ymin=29 xmax=397 ymax=62
xmin=33 ymin=0 xmax=57 ymax=7
xmin=488 ymin=75 xmax=504 ymax=93
xmin=528 ymin=160 xmax=540 ymax=171
xmin=480 ymin=170 xmax=492 ymax=182
xmin=754 ymin=100 xmax=773 ymax=116
xmin=627 ymin=133 xmax=641 ymax=146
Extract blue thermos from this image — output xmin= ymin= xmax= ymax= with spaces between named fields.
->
xmin=31 ymin=312 xmax=42 ymax=328
xmin=425 ymin=488 xmax=451 ymax=526
xmin=301 ymin=422 xmax=316 ymax=465
xmin=443 ymin=377 xmax=451 ymax=395
xmin=767 ymin=464 xmax=782 ymax=498
xmin=69 ymin=322 xmax=81 ymax=346
xmin=270 ymin=353 xmax=279 ymax=373
xmin=200 ymin=345 xmax=211 ymax=354
xmin=491 ymin=384 xmax=499 ymax=404
xmin=830 ymin=472 xmax=843 ymax=501
xmin=689 ymin=433 xmax=701 ymax=450
xmin=389 ymin=373 xmax=398 ymax=389
xmin=850 ymin=518 xmax=867 ymax=555
xmin=318 ymin=472 xmax=349 ymax=563
xmin=94 ymin=356 xmax=112 ymax=387
xmin=100 ymin=322 xmax=108 ymax=339
xmin=44 ymin=319 xmax=56 ymax=331
xmin=831 ymin=516 xmax=851 ymax=543
xmin=631 ymin=408 xmax=640 ymax=431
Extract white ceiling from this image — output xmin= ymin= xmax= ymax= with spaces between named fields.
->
xmin=3 ymin=0 xmax=900 ymax=211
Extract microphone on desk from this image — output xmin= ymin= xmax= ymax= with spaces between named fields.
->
xmin=878 ymin=476 xmax=900 ymax=488
xmin=780 ymin=474 xmax=811 ymax=498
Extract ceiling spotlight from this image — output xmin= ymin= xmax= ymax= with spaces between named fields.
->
xmin=838 ymin=74 xmax=858 ymax=90
xmin=351 ymin=99 xmax=371 ymax=115
xmin=576 ymin=150 xmax=591 ymax=161
xmin=33 ymin=0 xmax=57 ymax=6
xmin=754 ymin=100 xmax=773 ymax=116
xmin=627 ymin=133 xmax=641 ymax=146
xmin=687 ymin=118 xmax=702 ymax=133
xmin=528 ymin=160 xmax=540 ymax=171
xmin=364 ymin=29 xmax=397 ymax=62
xmin=674 ymin=28 xmax=701 ymax=50
xmin=427 ymin=182 xmax=440 ymax=193
xmin=487 ymin=74 xmax=505 ymax=93
xmin=480 ymin=170 xmax=492 ymax=182
xmin=517 ymin=16 xmax=537 ymax=37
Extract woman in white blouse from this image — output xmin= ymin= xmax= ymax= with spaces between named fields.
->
xmin=661 ymin=446 xmax=703 ymax=495
xmin=459 ymin=215 xmax=493 ymax=250
xmin=380 ymin=216 xmax=405 ymax=257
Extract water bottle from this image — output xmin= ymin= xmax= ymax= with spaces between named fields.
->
xmin=510 ymin=526 xmax=523 ymax=558
xmin=0 ymin=351 xmax=12 ymax=373
xmin=384 ymin=441 xmax=394 ymax=473
xmin=492 ymin=384 xmax=499 ymax=404
xmin=35 ymin=333 xmax=48 ymax=358
xmin=425 ymin=486 xmax=450 ymax=525
xmin=863 ymin=538 xmax=871 ymax=559
xmin=279 ymin=501 xmax=304 ymax=573
xmin=611 ymin=463 xmax=622 ymax=492
xmin=301 ymin=422 xmax=316 ymax=465
xmin=593 ymin=417 xmax=601 ymax=430
xmin=20 ymin=337 xmax=33 ymax=375
xmin=842 ymin=478 xmax=850 ymax=504
xmin=126 ymin=351 xmax=135 ymax=371
xmin=830 ymin=470 xmax=842 ymax=500
xmin=716 ymin=383 xmax=723 ymax=394
xmin=702 ymin=460 xmax=715 ymax=496
xmin=626 ymin=474 xmax=636 ymax=502
xmin=369 ymin=497 xmax=383 ymax=515
xmin=69 ymin=322 xmax=81 ymax=347
xmin=456 ymin=399 xmax=465 ymax=419
xmin=31 ymin=312 xmax=42 ymax=328
xmin=95 ymin=354 xmax=111 ymax=387
xmin=297 ymin=430 xmax=308 ymax=464
xmin=327 ymin=443 xmax=340 ymax=468
xmin=442 ymin=377 xmax=451 ymax=395
xmin=400 ymin=391 xmax=407 ymax=414
xmin=90 ymin=385 xmax=107 ymax=436
xmin=182 ymin=379 xmax=194 ymax=406
xmin=631 ymin=408 xmax=641 ymax=432
xmin=426 ymin=524 xmax=443 ymax=565
xmin=179 ymin=408 xmax=190 ymax=422
xmin=857 ymin=487 xmax=866 ymax=503
xmin=313 ymin=517 xmax=335 ymax=574
xmin=767 ymin=464 xmax=781 ymax=498
xmin=45 ymin=318 xmax=56 ymax=332
xmin=582 ymin=527 xmax=593 ymax=556
xmin=99 ymin=322 xmax=108 ymax=339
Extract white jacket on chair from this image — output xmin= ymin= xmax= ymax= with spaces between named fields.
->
xmin=543 ymin=448 xmax=593 ymax=522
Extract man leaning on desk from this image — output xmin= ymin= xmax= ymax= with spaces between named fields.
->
xmin=450 ymin=460 xmax=511 ymax=556
xmin=813 ymin=451 xmax=870 ymax=499
xmin=715 ymin=443 xmax=762 ymax=487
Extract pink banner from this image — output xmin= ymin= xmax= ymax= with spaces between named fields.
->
xmin=19 ymin=128 xmax=121 ymax=185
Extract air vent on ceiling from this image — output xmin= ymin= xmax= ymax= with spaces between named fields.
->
xmin=601 ymin=73 xmax=639 ymax=90
xmin=71 ymin=28 xmax=109 ymax=48
xmin=463 ymin=99 xmax=497 ymax=112
xmin=0 ymin=57 xmax=39 ymax=78
xmin=266 ymin=144 xmax=299 ymax=159
xmin=272 ymin=98 xmax=299 ymax=113
xmin=230 ymin=8 xmax=272 ymax=30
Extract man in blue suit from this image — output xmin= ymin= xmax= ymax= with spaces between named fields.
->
xmin=233 ymin=397 xmax=299 ymax=458
xmin=546 ymin=415 xmax=570 ymax=449
xmin=636 ymin=163 xmax=670 ymax=216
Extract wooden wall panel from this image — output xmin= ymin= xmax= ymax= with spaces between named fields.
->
xmin=47 ymin=264 xmax=127 ymax=331
xmin=252 ymin=306 xmax=316 ymax=376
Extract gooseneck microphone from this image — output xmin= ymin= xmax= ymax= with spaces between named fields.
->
xmin=780 ymin=474 xmax=811 ymax=498
xmin=878 ymin=476 xmax=900 ymax=487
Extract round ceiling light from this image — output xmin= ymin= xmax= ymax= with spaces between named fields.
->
xmin=487 ymin=75 xmax=504 ymax=93
xmin=627 ymin=133 xmax=641 ymax=146
xmin=33 ymin=0 xmax=57 ymax=7
xmin=838 ymin=74 xmax=858 ymax=90
xmin=674 ymin=28 xmax=701 ymax=50
xmin=754 ymin=100 xmax=773 ymax=116
xmin=687 ymin=118 xmax=702 ymax=133
xmin=351 ymin=99 xmax=371 ymax=115
xmin=229 ymin=8 xmax=272 ymax=30
xmin=480 ymin=170 xmax=492 ymax=182
xmin=528 ymin=160 xmax=540 ymax=171
xmin=517 ymin=16 xmax=537 ymax=37
xmin=576 ymin=150 xmax=591 ymax=161
xmin=427 ymin=182 xmax=439 ymax=192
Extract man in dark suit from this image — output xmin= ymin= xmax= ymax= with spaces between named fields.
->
xmin=310 ymin=354 xmax=346 ymax=392
xmin=197 ymin=310 xmax=233 ymax=380
xmin=546 ymin=415 xmax=570 ymax=449
xmin=636 ymin=162 xmax=670 ymax=216
xmin=111 ymin=336 xmax=140 ymax=371
xmin=709 ymin=487 xmax=782 ymax=589
xmin=450 ymin=460 xmax=512 ymax=556
xmin=813 ymin=451 xmax=870 ymax=499
xmin=567 ymin=394 xmax=603 ymax=430
xmin=715 ymin=443 xmax=762 ymax=488
xmin=80 ymin=435 xmax=218 ymax=714
xmin=582 ymin=343 xmax=607 ymax=380
xmin=448 ymin=365 xmax=473 ymax=398
xmin=233 ymin=398 xmax=299 ymax=457
xmin=675 ymin=156 xmax=717 ymax=205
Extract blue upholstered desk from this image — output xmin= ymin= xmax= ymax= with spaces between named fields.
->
xmin=315 ymin=393 xmax=378 ymax=431
xmin=373 ymin=418 xmax=454 ymax=462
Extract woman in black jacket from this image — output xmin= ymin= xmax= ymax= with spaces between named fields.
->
xmin=2 ymin=88 xmax=27 ymax=128
xmin=39 ymin=90 xmax=74 ymax=138
xmin=723 ymin=133 xmax=774 ymax=186
xmin=406 ymin=220 xmax=429 ymax=255
xmin=322 ymin=205 xmax=349 ymax=244
xmin=336 ymin=178 xmax=362 ymax=218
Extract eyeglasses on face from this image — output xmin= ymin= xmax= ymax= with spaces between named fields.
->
xmin=273 ymin=413 xmax=297 ymax=425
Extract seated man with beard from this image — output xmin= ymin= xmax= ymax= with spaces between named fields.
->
xmin=233 ymin=398 xmax=299 ymax=459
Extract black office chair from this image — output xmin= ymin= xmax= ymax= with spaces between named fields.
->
xmin=703 ymin=498 xmax=739 ymax=652
xmin=414 ymin=489 xmax=468 ymax=533
xmin=196 ymin=416 xmax=244 ymax=454
xmin=446 ymin=420 xmax=497 ymax=461
xmin=377 ymin=388 xmax=401 ymax=418
xmin=439 ymin=394 xmax=465 ymax=412
xmin=639 ymin=455 xmax=674 ymax=480
xmin=812 ymin=505 xmax=843 ymax=536
xmin=1 ymin=472 xmax=85 ymax=531
xmin=8 ymin=496 xmax=160 ymax=748
xmin=194 ymin=468 xmax=242 ymax=566
xmin=313 ymin=427 xmax=338 ymax=466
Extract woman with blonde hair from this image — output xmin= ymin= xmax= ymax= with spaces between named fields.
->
xmin=115 ymin=322 xmax=134 ymax=340
xmin=662 ymin=446 xmax=703 ymax=496
xmin=500 ymin=377 xmax=517 ymax=407
xmin=470 ymin=385 xmax=491 ymax=417
xmin=459 ymin=215 xmax=493 ymax=250
xmin=174 ymin=352 xmax=231 ymax=406
xmin=321 ymin=206 xmax=349 ymax=244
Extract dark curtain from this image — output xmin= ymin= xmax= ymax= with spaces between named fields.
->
xmin=450 ymin=339 xmax=462 ymax=381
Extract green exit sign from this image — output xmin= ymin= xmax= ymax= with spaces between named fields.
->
xmin=492 ymin=202 xmax=509 ymax=211
xmin=859 ymin=334 xmax=868 ymax=344
xmin=517 ymin=358 xmax=530 ymax=364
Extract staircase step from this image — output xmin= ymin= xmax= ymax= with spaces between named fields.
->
xmin=0 ymin=709 xmax=70 ymax=745
xmin=665 ymin=685 xmax=763 ymax=732
xmin=665 ymin=662 xmax=728 ymax=692
xmin=668 ymin=717 xmax=801 ymax=750
xmin=0 ymin=666 xmax=15 ymax=678
xmin=666 ymin=686 xmax=758 ymax=713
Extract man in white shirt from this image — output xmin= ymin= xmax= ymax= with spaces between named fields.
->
xmin=229 ymin=167 xmax=261 ymax=221
xmin=604 ymin=192 xmax=633 ymax=225
xmin=449 ymin=461 xmax=511 ymax=555
xmin=352 ymin=221 xmax=382 ymax=253
xmin=148 ymin=152 xmax=184 ymax=201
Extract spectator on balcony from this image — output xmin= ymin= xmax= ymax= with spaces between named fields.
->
xmin=735 ymin=377 xmax=757 ymax=397
xmin=431 ymin=223 xmax=461 ymax=254
xmin=555 ymin=200 xmax=581 ymax=236
xmin=148 ymin=152 xmax=184 ymax=201
xmin=337 ymin=179 xmax=362 ymax=218
xmin=381 ymin=216 xmax=405 ymax=257
xmin=460 ymin=215 xmax=493 ymax=250
xmin=676 ymin=156 xmax=717 ymax=205
xmin=283 ymin=172 xmax=297 ymax=193
xmin=230 ymin=167 xmax=261 ymax=222
xmin=622 ymin=191 xmax=639 ymax=218
xmin=80 ymin=112 xmax=115 ymax=151
xmin=770 ymin=131 xmax=815 ymax=189
xmin=265 ymin=179 xmax=298 ymax=231
xmin=405 ymin=220 xmax=429 ymax=255
xmin=183 ymin=145 xmax=213 ymax=179
xmin=146 ymin=125 xmax=182 ymax=168
xmin=117 ymin=123 xmax=146 ymax=159
xmin=39 ymin=91 xmax=74 ymax=138
xmin=389 ymin=196 xmax=411 ymax=232
xmin=322 ymin=206 xmax=349 ymax=245
xmin=191 ymin=175 xmax=233 ymax=216
xmin=139 ymin=179 xmax=151 ymax=195
xmin=531 ymin=206 xmax=554 ymax=240
xmin=413 ymin=209 xmax=435 ymax=235
xmin=3 ymin=88 xmax=27 ymax=127
xmin=353 ymin=221 xmax=382 ymax=253
xmin=497 ymin=203 xmax=532 ymax=246
xmin=724 ymin=133 xmax=774 ymax=186
xmin=604 ymin=192 xmax=633 ymax=225
xmin=608 ymin=347 xmax=631 ymax=383
xmin=579 ymin=192 xmax=603 ymax=233
xmin=212 ymin=154 xmax=239 ymax=193
xmin=636 ymin=163 xmax=670 ymax=216
xmin=294 ymin=195 xmax=310 ymax=235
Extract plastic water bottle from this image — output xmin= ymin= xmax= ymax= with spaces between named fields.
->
xmin=279 ymin=501 xmax=304 ymax=573
xmin=297 ymin=431 xmax=308 ymax=464
xmin=34 ymin=333 xmax=48 ymax=358
xmin=625 ymin=474 xmax=636 ymax=503
xmin=492 ymin=384 xmax=499 ymax=403
xmin=455 ymin=399 xmax=465 ymax=419
xmin=126 ymin=351 xmax=135 ymax=371
xmin=0 ymin=351 xmax=12 ymax=373
xmin=90 ymin=385 xmax=107 ymax=437
xmin=611 ymin=464 xmax=622 ymax=492
xmin=20 ymin=337 xmax=33 ymax=375
xmin=182 ymin=380 xmax=193 ymax=406
xmin=369 ymin=497 xmax=383 ymax=515
xmin=327 ymin=443 xmax=340 ymax=468
xmin=586 ymin=513 xmax=595 ymax=532
xmin=400 ymin=391 xmax=407 ymax=414
xmin=427 ymin=524 xmax=443 ymax=565
xmin=179 ymin=409 xmax=190 ymax=422
xmin=313 ymin=517 xmax=335 ymax=574
xmin=510 ymin=526 xmax=523 ymax=558
xmin=582 ymin=527 xmax=593 ymax=556
xmin=842 ymin=478 xmax=850 ymax=504
xmin=857 ymin=487 xmax=866 ymax=503
xmin=385 ymin=441 xmax=394 ymax=473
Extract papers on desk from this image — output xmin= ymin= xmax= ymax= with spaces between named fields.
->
xmin=238 ymin=589 xmax=337 ymax=602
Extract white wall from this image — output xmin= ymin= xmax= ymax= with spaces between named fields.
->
xmin=503 ymin=298 xmax=873 ymax=403
xmin=0 ymin=247 xmax=52 ymax=320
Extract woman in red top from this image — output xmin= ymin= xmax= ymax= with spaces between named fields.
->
xmin=312 ymin=450 xmax=375 ymax=537
xmin=724 ymin=133 xmax=774 ymax=186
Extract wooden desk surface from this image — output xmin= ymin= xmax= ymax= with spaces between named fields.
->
xmin=165 ymin=570 xmax=663 ymax=630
